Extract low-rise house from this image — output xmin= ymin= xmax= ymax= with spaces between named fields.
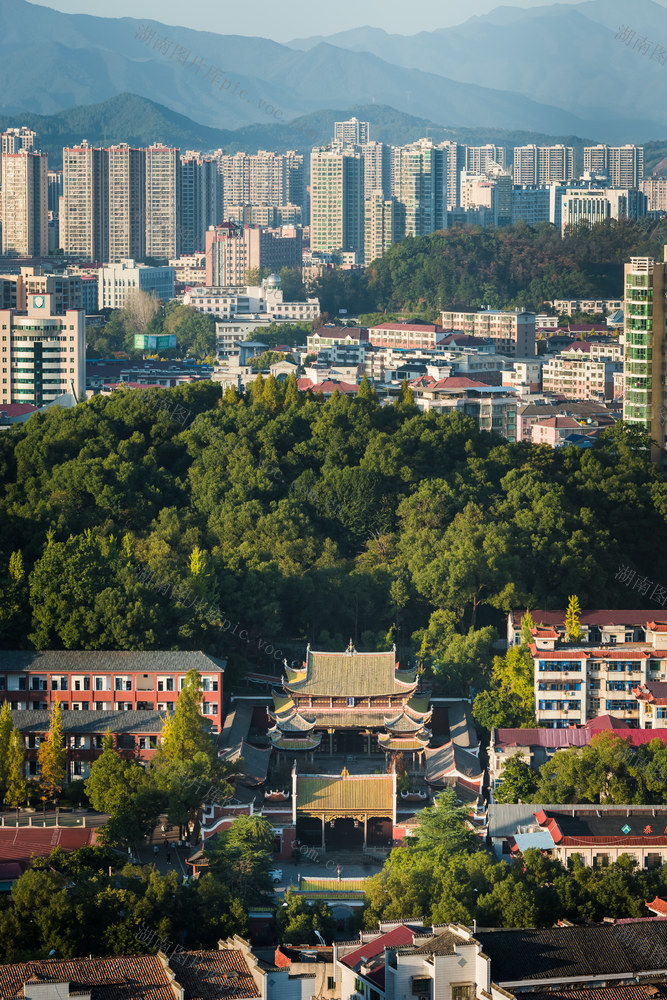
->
xmin=409 ymin=375 xmax=518 ymax=440
xmin=530 ymin=414 xmax=583 ymax=446
xmin=507 ymin=806 xmax=667 ymax=869
xmin=489 ymin=715 xmax=667 ymax=793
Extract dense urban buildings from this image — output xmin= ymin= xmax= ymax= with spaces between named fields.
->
xmin=204 ymin=221 xmax=302 ymax=285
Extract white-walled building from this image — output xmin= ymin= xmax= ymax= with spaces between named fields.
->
xmin=184 ymin=274 xmax=318 ymax=323
xmin=98 ymin=259 xmax=175 ymax=309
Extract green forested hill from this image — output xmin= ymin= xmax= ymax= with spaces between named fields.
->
xmin=309 ymin=219 xmax=667 ymax=318
xmin=0 ymin=382 xmax=664 ymax=695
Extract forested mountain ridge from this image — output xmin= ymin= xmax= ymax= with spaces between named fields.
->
xmin=0 ymin=381 xmax=664 ymax=695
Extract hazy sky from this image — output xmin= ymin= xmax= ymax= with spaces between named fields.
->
xmin=41 ymin=0 xmax=593 ymax=41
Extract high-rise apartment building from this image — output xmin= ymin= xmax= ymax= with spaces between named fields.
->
xmin=310 ymin=146 xmax=364 ymax=255
xmin=466 ymin=145 xmax=506 ymax=174
xmin=145 ymin=143 xmax=180 ymax=260
xmin=641 ymin=177 xmax=667 ymax=213
xmin=390 ymin=141 xmax=447 ymax=238
xmin=0 ymin=293 xmax=85 ymax=407
xmin=179 ymin=153 xmax=221 ymax=255
xmin=442 ymin=141 xmax=468 ymax=210
xmin=47 ymin=171 xmax=62 ymax=216
xmin=334 ymin=118 xmax=370 ymax=145
xmin=0 ymin=127 xmax=36 ymax=187
xmin=623 ymin=250 xmax=667 ymax=463
xmin=364 ymin=191 xmax=398 ymax=265
xmin=107 ymin=144 xmax=146 ymax=263
xmin=513 ymin=145 xmax=574 ymax=185
xmin=214 ymin=150 xmax=305 ymax=216
xmin=204 ymin=222 xmax=302 ymax=285
xmin=62 ymin=143 xmax=109 ymax=262
xmin=584 ymin=145 xmax=644 ymax=187
xmin=362 ymin=141 xmax=392 ymax=200
xmin=0 ymin=150 xmax=48 ymax=256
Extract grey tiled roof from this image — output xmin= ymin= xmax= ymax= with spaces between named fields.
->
xmin=10 ymin=710 xmax=166 ymax=734
xmin=477 ymin=922 xmax=667 ymax=983
xmin=0 ymin=650 xmax=226 ymax=673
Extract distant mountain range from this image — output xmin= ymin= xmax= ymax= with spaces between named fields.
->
xmin=0 ymin=0 xmax=665 ymax=143
xmin=0 ymin=94 xmax=606 ymax=170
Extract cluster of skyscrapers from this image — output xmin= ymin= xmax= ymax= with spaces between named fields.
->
xmin=308 ymin=123 xmax=648 ymax=262
xmin=0 ymin=119 xmax=653 ymax=270
xmin=0 ymin=131 xmax=307 ymax=263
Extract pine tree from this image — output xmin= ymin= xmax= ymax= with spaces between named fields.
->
xmin=565 ymin=594 xmax=583 ymax=642
xmin=250 ymin=373 xmax=265 ymax=405
xmin=156 ymin=670 xmax=214 ymax=764
xmin=223 ymin=385 xmax=239 ymax=406
xmin=38 ymin=701 xmax=67 ymax=809
xmin=397 ymin=379 xmax=416 ymax=408
xmin=283 ymin=373 xmax=301 ymax=409
xmin=5 ymin=729 xmax=27 ymax=818
xmin=8 ymin=551 xmax=24 ymax=583
xmin=189 ymin=545 xmax=208 ymax=577
xmin=357 ymin=376 xmax=374 ymax=401
xmin=0 ymin=702 xmax=13 ymax=801
xmin=520 ymin=610 xmax=535 ymax=646
xmin=262 ymin=374 xmax=281 ymax=414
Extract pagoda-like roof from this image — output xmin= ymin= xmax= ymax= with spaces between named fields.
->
xmin=284 ymin=644 xmax=417 ymax=698
xmin=378 ymin=732 xmax=431 ymax=752
xmin=384 ymin=711 xmax=430 ymax=733
xmin=270 ymin=732 xmax=322 ymax=751
xmin=268 ymin=711 xmax=317 ymax=734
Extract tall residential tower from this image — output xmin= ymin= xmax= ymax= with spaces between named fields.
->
xmin=623 ymin=250 xmax=667 ymax=463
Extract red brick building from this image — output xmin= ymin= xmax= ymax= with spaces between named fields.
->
xmin=0 ymin=651 xmax=224 ymax=721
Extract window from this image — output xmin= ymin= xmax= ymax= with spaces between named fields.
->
xmin=72 ymin=761 xmax=82 ymax=776
xmin=594 ymin=853 xmax=610 ymax=868
xmin=355 ymin=980 xmax=365 ymax=995
xmin=327 ymin=978 xmax=336 ymax=991
xmin=28 ymin=735 xmax=40 ymax=749
xmin=412 ymin=979 xmax=431 ymax=995
xmin=451 ymin=987 xmax=474 ymax=1000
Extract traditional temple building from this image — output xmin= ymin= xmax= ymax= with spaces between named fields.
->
xmin=269 ymin=642 xmax=432 ymax=758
